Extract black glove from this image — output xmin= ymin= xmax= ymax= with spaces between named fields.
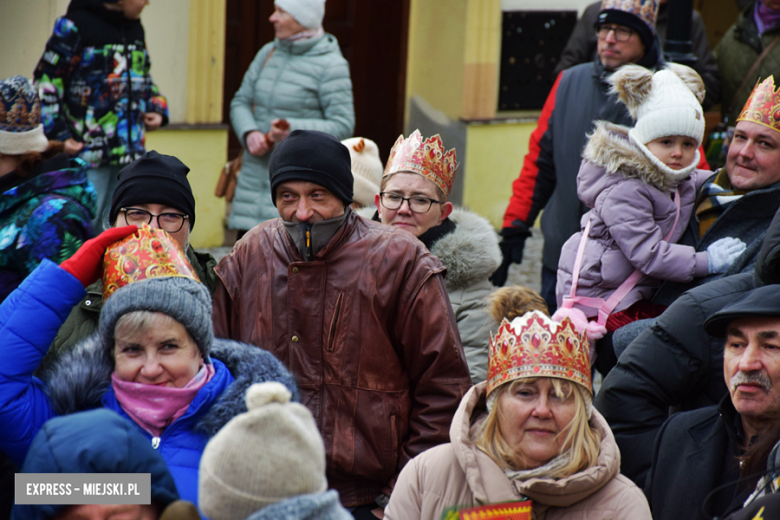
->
xmin=490 ymin=227 xmax=530 ymax=287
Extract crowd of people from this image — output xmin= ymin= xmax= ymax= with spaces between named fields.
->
xmin=2 ymin=0 xmax=780 ymax=519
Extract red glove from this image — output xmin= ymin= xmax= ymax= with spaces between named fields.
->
xmin=60 ymin=226 xmax=138 ymax=287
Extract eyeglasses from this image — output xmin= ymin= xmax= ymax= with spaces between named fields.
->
xmin=120 ymin=208 xmax=189 ymax=233
xmin=379 ymin=192 xmax=444 ymax=214
xmin=596 ymin=24 xmax=634 ymax=42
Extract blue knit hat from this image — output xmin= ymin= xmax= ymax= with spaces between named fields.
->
xmin=0 ymin=76 xmax=48 ymax=155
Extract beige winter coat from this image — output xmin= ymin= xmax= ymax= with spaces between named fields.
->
xmin=385 ymin=383 xmax=651 ymax=520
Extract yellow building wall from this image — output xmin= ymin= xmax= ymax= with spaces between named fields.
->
xmin=463 ymin=121 xmax=535 ymax=229
xmin=145 ymin=129 xmax=227 ymax=249
xmin=405 ymin=0 xmax=468 ymax=120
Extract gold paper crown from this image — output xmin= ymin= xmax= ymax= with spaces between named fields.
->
xmin=737 ymin=76 xmax=780 ymax=134
xmin=102 ymin=224 xmax=200 ymax=300
xmin=487 ymin=311 xmax=592 ymax=396
xmin=383 ymin=130 xmax=458 ymax=197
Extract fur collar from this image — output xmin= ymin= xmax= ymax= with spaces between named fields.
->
xmin=429 ymin=208 xmax=501 ymax=291
xmin=584 ymin=121 xmax=695 ymax=193
xmin=40 ymin=337 xmax=296 ymax=438
xmin=356 ymin=206 xmax=501 ymax=290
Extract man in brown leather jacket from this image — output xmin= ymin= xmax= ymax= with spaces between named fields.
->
xmin=212 ymin=130 xmax=472 ymax=516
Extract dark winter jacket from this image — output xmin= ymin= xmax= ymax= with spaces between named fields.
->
xmin=652 ymin=175 xmax=780 ymax=305
xmin=0 ymin=260 xmax=298 ymax=508
xmin=645 ymin=397 xmax=751 ymax=520
xmin=556 ymin=122 xmax=708 ymax=315
xmin=33 ymin=0 xmax=169 ymax=168
xmin=715 ymin=1 xmax=780 ymax=123
xmin=501 ymin=47 xmax=666 ymax=273
xmin=554 ymin=1 xmax=721 ymax=110
xmin=13 ymin=408 xmax=179 ymax=520
xmin=0 ymin=154 xmax=95 ymax=303
xmin=45 ymin=245 xmax=218 ymax=360
xmin=598 ymin=204 xmax=780 ymax=486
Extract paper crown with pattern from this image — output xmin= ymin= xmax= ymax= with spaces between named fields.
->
xmin=102 ymin=223 xmax=200 ymax=300
xmin=737 ymin=76 xmax=780 ymax=134
xmin=384 ymin=130 xmax=459 ymax=197
xmin=487 ymin=311 xmax=592 ymax=396
xmin=600 ymin=0 xmax=659 ymax=29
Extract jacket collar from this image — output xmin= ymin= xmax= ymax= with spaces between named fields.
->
xmin=282 ymin=207 xmax=350 ymax=261
xmin=428 ymin=208 xmax=502 ymax=291
xmin=0 ymin=158 xmax=90 ymax=214
xmin=274 ymin=32 xmax=327 ymax=55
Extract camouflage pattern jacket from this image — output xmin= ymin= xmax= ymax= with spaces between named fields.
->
xmin=33 ymin=0 xmax=168 ymax=168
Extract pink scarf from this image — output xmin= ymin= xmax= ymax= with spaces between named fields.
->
xmin=755 ymin=1 xmax=780 ymax=35
xmin=111 ymin=364 xmax=215 ymax=437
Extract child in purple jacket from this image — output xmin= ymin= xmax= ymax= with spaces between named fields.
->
xmin=554 ymin=63 xmax=745 ymax=341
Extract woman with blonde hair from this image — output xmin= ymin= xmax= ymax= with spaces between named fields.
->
xmin=385 ymin=305 xmax=651 ymax=519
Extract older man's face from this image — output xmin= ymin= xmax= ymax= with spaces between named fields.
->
xmin=276 ymin=181 xmax=346 ymax=223
xmin=723 ymin=317 xmax=780 ymax=434
xmin=726 ymin=121 xmax=780 ymax=191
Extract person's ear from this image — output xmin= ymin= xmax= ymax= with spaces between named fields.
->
xmin=438 ymin=202 xmax=454 ymax=224
xmin=374 ymin=192 xmax=382 ymax=217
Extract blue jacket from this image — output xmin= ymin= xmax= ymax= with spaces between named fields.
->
xmin=14 ymin=408 xmax=179 ymax=520
xmin=0 ymin=260 xmax=298 ymax=506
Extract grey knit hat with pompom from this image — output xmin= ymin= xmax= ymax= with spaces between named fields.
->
xmin=198 ymin=382 xmax=327 ymax=520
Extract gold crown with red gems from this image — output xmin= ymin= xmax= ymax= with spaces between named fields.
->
xmin=487 ymin=311 xmax=592 ymax=396
xmin=383 ymin=130 xmax=459 ymax=197
xmin=737 ymin=76 xmax=780 ymax=134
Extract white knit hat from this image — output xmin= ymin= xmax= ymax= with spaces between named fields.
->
xmin=609 ymin=63 xmax=706 ymax=179
xmin=274 ymin=0 xmax=326 ymax=30
xmin=342 ymin=137 xmax=382 ymax=207
xmin=198 ymin=382 xmax=327 ymax=520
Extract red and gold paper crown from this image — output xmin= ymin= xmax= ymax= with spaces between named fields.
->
xmin=736 ymin=76 xmax=780 ymax=134
xmin=487 ymin=311 xmax=592 ymax=396
xmin=383 ymin=130 xmax=459 ymax=197
xmin=102 ymin=224 xmax=200 ymax=300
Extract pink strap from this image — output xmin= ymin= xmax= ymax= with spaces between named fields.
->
xmin=562 ymin=188 xmax=681 ymax=326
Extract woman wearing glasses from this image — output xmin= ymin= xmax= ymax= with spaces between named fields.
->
xmin=44 ymin=151 xmax=219 ymax=361
xmin=370 ymin=130 xmax=503 ymax=384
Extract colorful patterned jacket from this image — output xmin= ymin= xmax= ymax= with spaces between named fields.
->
xmin=33 ymin=0 xmax=168 ymax=168
xmin=0 ymin=154 xmax=95 ymax=302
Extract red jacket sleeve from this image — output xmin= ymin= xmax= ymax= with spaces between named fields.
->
xmin=502 ymin=71 xmax=563 ymax=230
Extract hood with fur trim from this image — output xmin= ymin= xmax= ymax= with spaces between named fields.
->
xmin=580 ymin=121 xmax=688 ymax=205
xmin=39 ymin=336 xmax=299 ymax=438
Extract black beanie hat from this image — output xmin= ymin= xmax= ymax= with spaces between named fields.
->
xmin=109 ymin=150 xmax=196 ymax=229
xmin=269 ymin=130 xmax=353 ymax=206
xmin=596 ymin=9 xmax=654 ymax=51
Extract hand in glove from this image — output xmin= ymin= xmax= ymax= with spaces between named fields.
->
xmin=707 ymin=237 xmax=747 ymax=274
xmin=490 ymin=227 xmax=530 ymax=287
xmin=60 ymin=226 xmax=138 ymax=287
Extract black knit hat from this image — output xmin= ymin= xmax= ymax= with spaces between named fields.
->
xmin=109 ymin=150 xmax=196 ymax=229
xmin=269 ymin=130 xmax=353 ymax=206
xmin=704 ymin=285 xmax=780 ymax=338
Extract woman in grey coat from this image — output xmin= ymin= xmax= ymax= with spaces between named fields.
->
xmin=229 ymin=0 xmax=355 ymax=232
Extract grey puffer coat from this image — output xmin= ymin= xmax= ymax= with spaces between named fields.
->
xmin=430 ymin=208 xmax=501 ymax=383
xmin=229 ymin=33 xmax=355 ymax=230
xmin=556 ymin=122 xmax=709 ymax=316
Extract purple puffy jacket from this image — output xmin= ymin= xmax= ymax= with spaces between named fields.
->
xmin=556 ymin=122 xmax=710 ymax=317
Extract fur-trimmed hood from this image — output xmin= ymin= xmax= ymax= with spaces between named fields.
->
xmin=40 ymin=336 xmax=299 ymax=438
xmin=581 ymin=121 xmax=691 ymax=202
xmin=430 ymin=208 xmax=502 ymax=291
